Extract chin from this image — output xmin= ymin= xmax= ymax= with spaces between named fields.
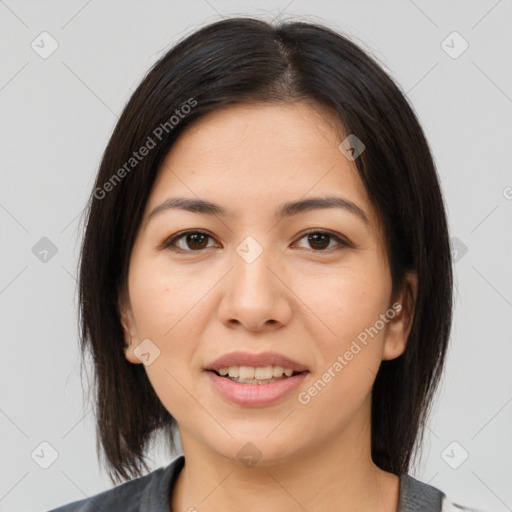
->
xmin=210 ymin=433 xmax=305 ymax=468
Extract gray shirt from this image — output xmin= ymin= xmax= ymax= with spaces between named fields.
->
xmin=46 ymin=455 xmax=474 ymax=512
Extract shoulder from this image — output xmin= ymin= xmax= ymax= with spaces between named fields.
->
xmin=399 ymin=474 xmax=485 ymax=512
xmin=46 ymin=455 xmax=185 ymax=512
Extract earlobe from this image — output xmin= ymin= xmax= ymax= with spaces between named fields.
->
xmin=123 ymin=340 xmax=142 ymax=365
xmin=382 ymin=270 xmax=418 ymax=361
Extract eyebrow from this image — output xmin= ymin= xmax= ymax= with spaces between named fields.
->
xmin=147 ymin=195 xmax=370 ymax=226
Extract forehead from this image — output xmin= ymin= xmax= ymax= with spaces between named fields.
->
xmin=145 ymin=101 xmax=380 ymax=234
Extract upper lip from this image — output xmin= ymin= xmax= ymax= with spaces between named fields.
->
xmin=204 ymin=351 xmax=309 ymax=373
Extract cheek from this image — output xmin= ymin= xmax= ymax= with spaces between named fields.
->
xmin=128 ymin=253 xmax=205 ymax=337
xmin=302 ymin=258 xmax=392 ymax=405
xmin=308 ymin=261 xmax=391 ymax=346
xmin=127 ymin=258 xmax=205 ymax=420
xmin=127 ymin=250 xmax=212 ymax=373
xmin=298 ymin=275 xmax=389 ymax=422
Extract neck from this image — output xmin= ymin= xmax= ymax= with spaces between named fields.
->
xmin=171 ymin=412 xmax=400 ymax=512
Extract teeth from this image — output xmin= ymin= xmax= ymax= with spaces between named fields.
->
xmin=217 ymin=365 xmax=297 ymax=380
xmin=227 ymin=377 xmax=283 ymax=385
xmin=272 ymin=366 xmax=284 ymax=377
xmin=239 ymin=366 xmax=255 ymax=379
xmin=255 ymin=366 xmax=272 ymax=380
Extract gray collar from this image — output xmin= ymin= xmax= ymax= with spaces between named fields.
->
xmin=398 ymin=473 xmax=445 ymax=511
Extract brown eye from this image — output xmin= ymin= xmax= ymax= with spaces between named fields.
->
xmin=307 ymin=233 xmax=330 ymax=250
xmin=184 ymin=233 xmax=209 ymax=250
xmin=295 ymin=230 xmax=350 ymax=251
xmin=162 ymin=231 xmax=218 ymax=252
xmin=162 ymin=229 xmax=349 ymax=253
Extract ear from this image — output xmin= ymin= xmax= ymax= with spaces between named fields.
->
xmin=118 ymin=295 xmax=142 ymax=365
xmin=382 ymin=270 xmax=418 ymax=361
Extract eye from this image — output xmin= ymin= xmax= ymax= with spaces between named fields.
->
xmin=294 ymin=230 xmax=351 ymax=251
xmin=161 ymin=230 xmax=219 ymax=252
xmin=161 ymin=229 xmax=351 ymax=253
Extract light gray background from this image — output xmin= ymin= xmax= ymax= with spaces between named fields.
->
xmin=1 ymin=1 xmax=511 ymax=511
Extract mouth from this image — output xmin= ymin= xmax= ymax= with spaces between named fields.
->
xmin=204 ymin=350 xmax=310 ymax=385
xmin=203 ymin=351 xmax=310 ymax=405
xmin=205 ymin=368 xmax=309 ymax=407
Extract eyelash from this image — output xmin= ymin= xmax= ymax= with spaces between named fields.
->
xmin=161 ymin=229 xmax=351 ymax=253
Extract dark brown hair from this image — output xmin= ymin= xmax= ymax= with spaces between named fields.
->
xmin=77 ymin=16 xmax=453 ymax=484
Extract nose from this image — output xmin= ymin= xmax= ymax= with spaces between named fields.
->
xmin=217 ymin=239 xmax=293 ymax=332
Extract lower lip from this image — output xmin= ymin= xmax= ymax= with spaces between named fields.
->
xmin=205 ymin=371 xmax=309 ymax=407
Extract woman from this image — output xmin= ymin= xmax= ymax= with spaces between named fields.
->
xmin=48 ymin=16 xmax=477 ymax=512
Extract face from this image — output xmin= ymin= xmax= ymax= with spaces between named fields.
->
xmin=120 ymin=101 xmax=417 ymax=466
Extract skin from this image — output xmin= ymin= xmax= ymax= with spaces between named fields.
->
xmin=120 ymin=101 xmax=418 ymax=512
